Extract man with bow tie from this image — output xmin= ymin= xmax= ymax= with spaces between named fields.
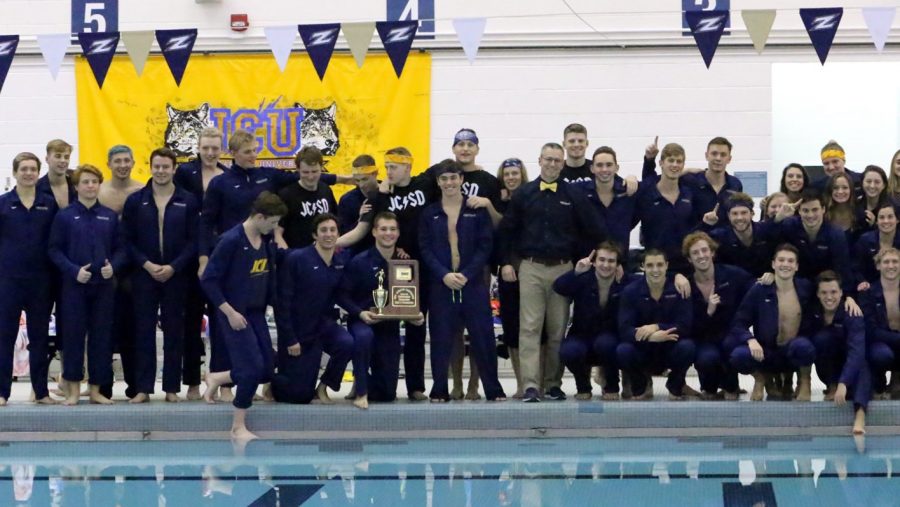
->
xmin=498 ymin=142 xmax=605 ymax=402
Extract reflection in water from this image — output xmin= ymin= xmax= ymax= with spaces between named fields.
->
xmin=0 ymin=435 xmax=897 ymax=506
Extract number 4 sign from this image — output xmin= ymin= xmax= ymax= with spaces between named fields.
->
xmin=71 ymin=0 xmax=118 ymax=34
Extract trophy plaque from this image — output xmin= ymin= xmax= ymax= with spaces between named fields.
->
xmin=371 ymin=259 xmax=420 ymax=319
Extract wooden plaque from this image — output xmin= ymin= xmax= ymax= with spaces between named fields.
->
xmin=371 ymin=259 xmax=420 ymax=320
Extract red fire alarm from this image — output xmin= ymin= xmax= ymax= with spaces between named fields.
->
xmin=231 ymin=14 xmax=249 ymax=32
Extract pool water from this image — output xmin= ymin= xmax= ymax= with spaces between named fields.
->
xmin=0 ymin=436 xmax=897 ymax=506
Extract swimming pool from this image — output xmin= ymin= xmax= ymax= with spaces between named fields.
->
xmin=1 ymin=436 xmax=896 ymax=505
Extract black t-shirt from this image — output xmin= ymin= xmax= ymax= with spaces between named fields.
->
xmin=461 ymin=169 xmax=502 ymax=208
xmin=278 ymin=182 xmax=338 ymax=248
xmin=373 ymin=174 xmax=437 ymax=258
xmin=561 ymin=160 xmax=592 ymax=184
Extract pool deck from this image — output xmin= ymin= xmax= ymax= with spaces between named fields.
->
xmin=2 ymin=376 xmax=896 ymax=441
xmin=0 ymin=398 xmax=897 ymax=441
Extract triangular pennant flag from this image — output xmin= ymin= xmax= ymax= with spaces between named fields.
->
xmin=452 ymin=18 xmax=486 ymax=64
xmin=0 ymin=35 xmax=19 ymax=94
xmin=78 ymin=32 xmax=120 ymax=88
xmin=298 ymin=23 xmax=340 ymax=80
xmin=264 ymin=26 xmax=296 ymax=72
xmin=862 ymin=7 xmax=895 ymax=52
xmin=686 ymin=10 xmax=729 ymax=68
xmin=800 ymin=8 xmax=843 ymax=65
xmin=121 ymin=31 xmax=153 ymax=76
xmin=155 ymin=29 xmax=197 ymax=86
xmin=342 ymin=22 xmax=375 ymax=68
xmin=741 ymin=10 xmax=776 ymax=54
xmin=36 ymin=34 xmax=69 ymax=80
xmin=376 ymin=20 xmax=418 ymax=77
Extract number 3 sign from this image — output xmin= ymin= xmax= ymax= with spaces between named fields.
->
xmin=71 ymin=0 xmax=119 ymax=33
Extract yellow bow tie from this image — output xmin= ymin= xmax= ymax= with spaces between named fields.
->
xmin=540 ymin=181 xmax=557 ymax=192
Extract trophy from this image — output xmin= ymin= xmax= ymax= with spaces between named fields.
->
xmin=372 ymin=269 xmax=388 ymax=315
xmin=370 ymin=259 xmax=420 ymax=319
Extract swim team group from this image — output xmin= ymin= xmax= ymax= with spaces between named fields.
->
xmin=2 ymin=124 xmax=898 ymax=438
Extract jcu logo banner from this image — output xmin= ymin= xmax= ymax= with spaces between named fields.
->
xmin=74 ymin=52 xmax=431 ymax=184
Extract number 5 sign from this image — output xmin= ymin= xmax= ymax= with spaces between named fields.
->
xmin=71 ymin=0 xmax=118 ymax=33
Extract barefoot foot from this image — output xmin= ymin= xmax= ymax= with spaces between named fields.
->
xmin=231 ymin=427 xmax=259 ymax=441
xmin=129 ymin=393 xmax=150 ymax=404
xmin=165 ymin=393 xmax=180 ymax=403
xmin=203 ymin=379 xmax=222 ymax=404
xmin=315 ymin=383 xmax=334 ymax=405
xmin=186 ymin=385 xmax=201 ymax=401
xmin=353 ymin=394 xmax=369 ymax=410
xmin=89 ymin=393 xmax=114 ymax=405
xmin=218 ymin=387 xmax=234 ymax=403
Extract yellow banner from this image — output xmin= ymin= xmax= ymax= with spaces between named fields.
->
xmin=74 ymin=52 xmax=431 ymax=190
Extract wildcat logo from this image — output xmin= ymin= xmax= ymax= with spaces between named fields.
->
xmin=0 ymin=40 xmax=15 ymax=56
xmin=810 ymin=14 xmax=839 ymax=31
xmin=250 ymin=258 xmax=268 ymax=275
xmin=165 ymin=34 xmax=195 ymax=52
xmin=293 ymin=102 xmax=340 ymax=156
xmin=385 ymin=26 xmax=415 ymax=44
xmin=307 ymin=29 xmax=338 ymax=47
xmin=164 ymin=103 xmax=211 ymax=158
xmin=88 ymin=38 xmax=117 ymax=55
xmin=694 ymin=15 xmax=726 ymax=33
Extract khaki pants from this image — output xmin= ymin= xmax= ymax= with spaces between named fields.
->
xmin=517 ymin=259 xmax=571 ymax=391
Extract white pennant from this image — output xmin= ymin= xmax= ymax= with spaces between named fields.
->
xmin=862 ymin=7 xmax=895 ymax=52
xmin=264 ymin=25 xmax=297 ymax=72
xmin=452 ymin=17 xmax=487 ymax=64
xmin=36 ymin=34 xmax=70 ymax=80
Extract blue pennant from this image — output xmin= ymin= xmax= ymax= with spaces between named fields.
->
xmin=298 ymin=23 xmax=341 ymax=81
xmin=800 ymin=8 xmax=843 ymax=65
xmin=686 ymin=10 xmax=729 ymax=68
xmin=0 ymin=35 xmax=19 ymax=94
xmin=376 ymin=20 xmax=419 ymax=78
xmin=78 ymin=32 xmax=120 ymax=88
xmin=156 ymin=29 xmax=197 ymax=85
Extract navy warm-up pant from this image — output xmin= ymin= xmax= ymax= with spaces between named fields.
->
xmin=106 ymin=272 xmax=137 ymax=399
xmin=60 ymin=281 xmax=115 ymax=386
xmin=131 ymin=271 xmax=188 ymax=394
xmin=402 ymin=274 xmax=429 ymax=397
xmin=218 ymin=308 xmax=273 ymax=409
xmin=427 ymin=282 xmax=505 ymax=401
xmin=272 ymin=319 xmax=353 ymax=404
xmin=0 ymin=276 xmax=53 ymax=400
xmin=559 ymin=332 xmax=619 ymax=394
xmin=181 ymin=273 xmax=208 ymax=387
xmin=693 ymin=334 xmax=743 ymax=394
xmin=616 ymin=339 xmax=696 ymax=396
xmin=349 ymin=320 xmax=402 ymax=402
xmin=867 ymin=341 xmax=899 ymax=394
xmin=730 ymin=337 xmax=816 ymax=374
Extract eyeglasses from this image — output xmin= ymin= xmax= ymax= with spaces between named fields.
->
xmin=541 ymin=156 xmax=564 ymax=165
